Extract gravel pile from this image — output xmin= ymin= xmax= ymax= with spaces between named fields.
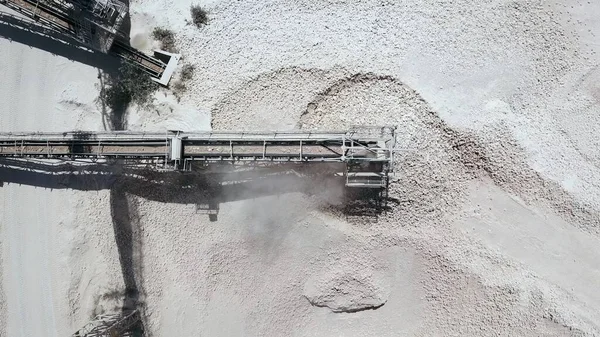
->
xmin=28 ymin=0 xmax=597 ymax=335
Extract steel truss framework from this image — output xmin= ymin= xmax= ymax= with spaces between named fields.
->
xmin=0 ymin=0 xmax=126 ymax=52
xmin=0 ymin=0 xmax=172 ymax=81
xmin=0 ymin=127 xmax=397 ymax=188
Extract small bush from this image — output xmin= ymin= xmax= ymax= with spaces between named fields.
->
xmin=172 ymin=81 xmax=187 ymax=102
xmin=152 ymin=27 xmax=176 ymax=52
xmin=180 ymin=64 xmax=195 ymax=81
xmin=171 ymin=64 xmax=195 ymax=101
xmin=101 ymin=62 xmax=158 ymax=130
xmin=190 ymin=5 xmax=208 ymax=27
xmin=103 ymin=84 xmax=131 ymax=112
xmin=118 ymin=62 xmax=158 ymax=107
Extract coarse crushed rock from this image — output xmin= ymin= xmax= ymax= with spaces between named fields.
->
xmin=302 ymin=245 xmax=393 ymax=313
xmin=125 ymin=74 xmax=600 ymax=335
xmin=48 ymin=0 xmax=600 ymax=336
xmin=303 ymin=273 xmax=388 ymax=313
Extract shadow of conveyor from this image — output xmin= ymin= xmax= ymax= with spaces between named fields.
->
xmin=0 ymin=159 xmax=355 ymax=205
xmin=110 ymin=186 xmax=145 ymax=336
xmin=0 ymin=11 xmax=121 ymax=72
xmin=2 ymin=4 xmax=147 ymax=335
xmin=1 ymin=157 xmax=392 ymax=335
xmin=0 ymin=158 xmax=395 ymax=221
xmin=0 ymin=157 xmax=396 ymax=218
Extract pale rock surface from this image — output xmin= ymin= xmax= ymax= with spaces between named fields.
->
xmin=303 ymin=254 xmax=392 ymax=313
xmin=1 ymin=0 xmax=600 ymax=336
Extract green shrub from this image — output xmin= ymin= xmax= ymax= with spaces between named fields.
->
xmin=190 ymin=5 xmax=208 ymax=27
xmin=152 ymin=27 xmax=177 ymax=52
xmin=180 ymin=64 xmax=195 ymax=81
xmin=100 ymin=62 xmax=158 ymax=129
xmin=117 ymin=62 xmax=158 ymax=107
xmin=172 ymin=81 xmax=187 ymax=102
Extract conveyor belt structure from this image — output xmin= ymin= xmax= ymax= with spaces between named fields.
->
xmin=0 ymin=128 xmax=397 ymax=188
xmin=0 ymin=0 xmax=177 ymax=83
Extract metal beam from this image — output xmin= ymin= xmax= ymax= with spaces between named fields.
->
xmin=0 ymin=128 xmax=397 ymax=188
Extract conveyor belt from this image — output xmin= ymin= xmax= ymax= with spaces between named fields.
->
xmin=0 ymin=132 xmax=167 ymax=159
xmin=0 ymin=130 xmax=393 ymax=162
xmin=0 ymin=132 xmax=367 ymax=160
xmin=111 ymin=39 xmax=166 ymax=77
xmin=0 ymin=129 xmax=397 ymax=188
xmin=0 ymin=0 xmax=167 ymax=78
xmin=1 ymin=0 xmax=75 ymax=32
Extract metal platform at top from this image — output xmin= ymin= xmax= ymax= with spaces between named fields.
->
xmin=0 ymin=0 xmax=179 ymax=84
xmin=1 ymin=0 xmax=126 ymax=52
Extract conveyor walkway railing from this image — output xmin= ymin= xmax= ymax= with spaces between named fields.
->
xmin=0 ymin=128 xmax=397 ymax=188
xmin=0 ymin=0 xmax=176 ymax=83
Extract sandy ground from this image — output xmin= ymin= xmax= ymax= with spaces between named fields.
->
xmin=1 ymin=0 xmax=600 ymax=336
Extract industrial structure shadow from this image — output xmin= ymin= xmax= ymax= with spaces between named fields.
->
xmin=0 ymin=158 xmax=392 ymax=216
xmin=1 ymin=3 xmax=144 ymax=335
xmin=0 ymin=11 xmax=120 ymax=72
xmin=1 ymin=158 xmax=392 ymax=336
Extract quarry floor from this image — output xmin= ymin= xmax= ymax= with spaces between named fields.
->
xmin=1 ymin=0 xmax=600 ymax=336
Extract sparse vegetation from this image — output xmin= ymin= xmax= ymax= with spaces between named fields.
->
xmin=180 ymin=64 xmax=195 ymax=81
xmin=152 ymin=27 xmax=177 ymax=52
xmin=190 ymin=5 xmax=208 ymax=27
xmin=171 ymin=64 xmax=195 ymax=102
xmin=172 ymin=81 xmax=187 ymax=102
xmin=100 ymin=62 xmax=158 ymax=129
xmin=116 ymin=62 xmax=158 ymax=107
